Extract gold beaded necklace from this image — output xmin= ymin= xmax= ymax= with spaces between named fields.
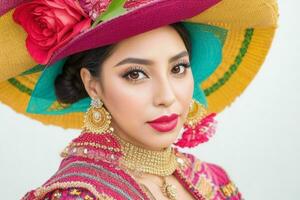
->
xmin=113 ymin=133 xmax=179 ymax=200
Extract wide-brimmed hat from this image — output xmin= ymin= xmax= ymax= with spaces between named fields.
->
xmin=0 ymin=0 xmax=279 ymax=129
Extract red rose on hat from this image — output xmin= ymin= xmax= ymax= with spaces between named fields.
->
xmin=13 ymin=0 xmax=91 ymax=64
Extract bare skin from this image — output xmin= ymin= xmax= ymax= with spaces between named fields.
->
xmin=80 ymin=25 xmax=195 ymax=199
xmin=132 ymin=172 xmax=195 ymax=200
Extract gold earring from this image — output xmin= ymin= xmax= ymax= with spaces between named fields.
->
xmin=174 ymin=99 xmax=217 ymax=148
xmin=184 ymin=99 xmax=208 ymax=128
xmin=82 ymin=97 xmax=114 ymax=134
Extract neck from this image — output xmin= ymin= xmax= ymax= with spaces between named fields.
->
xmin=112 ymin=132 xmax=179 ymax=177
xmin=61 ymin=130 xmax=179 ymax=177
xmin=111 ymin=121 xmax=166 ymax=151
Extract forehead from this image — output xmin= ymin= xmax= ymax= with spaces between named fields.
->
xmin=106 ymin=25 xmax=188 ymax=63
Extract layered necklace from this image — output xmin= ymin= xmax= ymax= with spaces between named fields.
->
xmin=61 ymin=131 xmax=181 ymax=200
xmin=113 ymin=133 xmax=179 ymax=200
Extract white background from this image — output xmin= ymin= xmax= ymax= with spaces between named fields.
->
xmin=0 ymin=1 xmax=299 ymax=199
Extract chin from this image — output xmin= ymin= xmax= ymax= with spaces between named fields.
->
xmin=148 ymin=144 xmax=172 ymax=151
xmin=140 ymin=128 xmax=178 ymax=148
xmin=150 ymin=140 xmax=175 ymax=149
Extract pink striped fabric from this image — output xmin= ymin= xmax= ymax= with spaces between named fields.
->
xmin=21 ymin=131 xmax=242 ymax=200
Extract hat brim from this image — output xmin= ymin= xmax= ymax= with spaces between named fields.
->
xmin=0 ymin=0 xmax=279 ymax=129
xmin=0 ymin=0 xmax=220 ymax=81
xmin=46 ymin=0 xmax=221 ymax=66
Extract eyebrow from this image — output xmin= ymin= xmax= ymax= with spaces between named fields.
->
xmin=113 ymin=51 xmax=189 ymax=67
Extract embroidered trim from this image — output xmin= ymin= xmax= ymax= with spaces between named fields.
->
xmin=60 ymin=145 xmax=121 ymax=165
xmin=34 ymin=181 xmax=113 ymax=200
xmin=47 ymin=101 xmax=71 ymax=111
xmin=44 ymin=187 xmax=95 ymax=200
xmin=220 ymin=181 xmax=239 ymax=198
xmin=50 ymin=172 xmax=135 ymax=199
xmin=46 ymin=160 xmax=146 ymax=199
xmin=7 ymin=64 xmax=44 ymax=95
xmin=173 ymin=168 xmax=206 ymax=200
xmin=20 ymin=65 xmax=45 ymax=76
xmin=8 ymin=78 xmax=32 ymax=95
xmin=173 ymin=149 xmax=193 ymax=171
xmin=194 ymin=174 xmax=216 ymax=199
xmin=204 ymin=28 xmax=254 ymax=96
xmin=69 ymin=142 xmax=122 ymax=152
xmin=138 ymin=184 xmax=156 ymax=200
xmin=175 ymin=151 xmax=218 ymax=199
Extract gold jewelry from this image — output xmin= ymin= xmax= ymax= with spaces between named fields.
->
xmin=161 ymin=176 xmax=177 ymax=200
xmin=138 ymin=176 xmax=178 ymax=200
xmin=113 ymin=133 xmax=179 ymax=177
xmin=184 ymin=99 xmax=208 ymax=128
xmin=112 ymin=134 xmax=180 ymax=199
xmin=82 ymin=97 xmax=114 ymax=134
xmin=81 ymin=97 xmax=180 ymax=199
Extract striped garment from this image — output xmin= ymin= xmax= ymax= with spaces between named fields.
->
xmin=21 ymin=133 xmax=243 ymax=200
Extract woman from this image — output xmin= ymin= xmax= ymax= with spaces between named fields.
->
xmin=0 ymin=0 xmax=278 ymax=199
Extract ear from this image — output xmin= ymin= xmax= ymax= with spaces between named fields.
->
xmin=80 ymin=67 xmax=104 ymax=100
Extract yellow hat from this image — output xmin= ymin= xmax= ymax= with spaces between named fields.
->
xmin=0 ymin=0 xmax=279 ymax=129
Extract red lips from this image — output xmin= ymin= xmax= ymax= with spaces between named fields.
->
xmin=147 ymin=113 xmax=179 ymax=132
xmin=147 ymin=113 xmax=179 ymax=123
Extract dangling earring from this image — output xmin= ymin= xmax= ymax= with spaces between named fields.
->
xmin=82 ymin=97 xmax=114 ymax=134
xmin=173 ymin=99 xmax=217 ymax=148
xmin=61 ymin=98 xmax=122 ymax=163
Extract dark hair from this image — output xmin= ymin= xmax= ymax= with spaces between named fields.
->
xmin=54 ymin=22 xmax=191 ymax=104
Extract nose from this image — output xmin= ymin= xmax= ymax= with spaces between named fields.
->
xmin=153 ymin=76 xmax=176 ymax=107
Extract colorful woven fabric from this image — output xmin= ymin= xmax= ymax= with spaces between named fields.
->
xmin=43 ymin=187 xmax=96 ymax=200
xmin=21 ymin=131 xmax=242 ymax=200
xmin=0 ymin=0 xmax=279 ymax=129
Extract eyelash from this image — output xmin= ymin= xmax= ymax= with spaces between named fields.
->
xmin=122 ymin=60 xmax=191 ymax=83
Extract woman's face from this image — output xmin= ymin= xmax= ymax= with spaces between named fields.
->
xmin=82 ymin=25 xmax=194 ymax=151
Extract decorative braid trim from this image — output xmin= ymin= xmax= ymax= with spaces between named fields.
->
xmin=204 ymin=28 xmax=254 ymax=96
xmin=7 ymin=78 xmax=32 ymax=95
xmin=34 ymin=181 xmax=114 ymax=200
xmin=220 ymin=181 xmax=240 ymax=198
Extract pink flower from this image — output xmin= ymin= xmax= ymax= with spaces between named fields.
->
xmin=174 ymin=113 xmax=217 ymax=148
xmin=78 ymin=0 xmax=153 ymax=21
xmin=124 ymin=0 xmax=154 ymax=9
xmin=13 ymin=0 xmax=92 ymax=64
xmin=78 ymin=0 xmax=112 ymax=21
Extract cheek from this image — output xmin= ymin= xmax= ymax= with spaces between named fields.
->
xmin=173 ymin=75 xmax=194 ymax=126
xmin=102 ymin=76 xmax=149 ymax=125
xmin=173 ymin=73 xmax=194 ymax=113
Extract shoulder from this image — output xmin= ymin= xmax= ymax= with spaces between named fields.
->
xmin=175 ymin=149 xmax=243 ymax=200
xmin=20 ymin=156 xmax=117 ymax=200
xmin=21 ymin=156 xmax=146 ymax=200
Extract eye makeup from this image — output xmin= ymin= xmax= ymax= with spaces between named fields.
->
xmin=121 ymin=59 xmax=191 ymax=84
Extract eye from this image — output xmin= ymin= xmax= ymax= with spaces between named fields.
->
xmin=122 ymin=66 xmax=148 ymax=83
xmin=171 ymin=60 xmax=191 ymax=76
